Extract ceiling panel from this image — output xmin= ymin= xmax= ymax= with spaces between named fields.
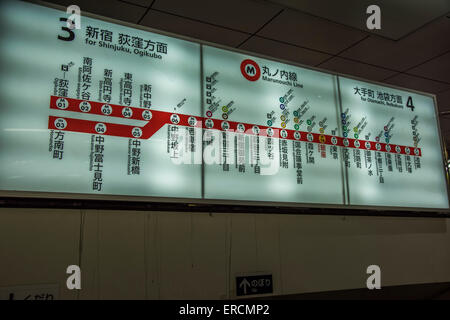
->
xmin=43 ymin=0 xmax=146 ymax=23
xmin=407 ymin=51 xmax=450 ymax=83
xmin=340 ymin=17 xmax=450 ymax=72
xmin=437 ymin=89 xmax=450 ymax=112
xmin=318 ymin=57 xmax=397 ymax=81
xmin=117 ymin=0 xmax=153 ymax=7
xmin=140 ymin=10 xmax=249 ymax=47
xmin=257 ymin=8 xmax=367 ymax=55
xmin=152 ymin=0 xmax=282 ymax=33
xmin=439 ymin=117 xmax=450 ymax=139
xmin=384 ymin=73 xmax=450 ymax=94
xmin=267 ymin=0 xmax=450 ymax=40
xmin=240 ymin=36 xmax=331 ymax=66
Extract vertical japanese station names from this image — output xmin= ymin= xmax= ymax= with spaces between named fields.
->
xmin=202 ymin=46 xmax=345 ymax=205
xmin=339 ymin=77 xmax=449 ymax=209
xmin=0 ymin=0 xmax=202 ymax=198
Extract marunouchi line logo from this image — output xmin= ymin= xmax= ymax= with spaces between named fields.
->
xmin=240 ymin=59 xmax=261 ymax=81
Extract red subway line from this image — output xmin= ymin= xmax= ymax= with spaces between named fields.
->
xmin=48 ymin=96 xmax=422 ymax=157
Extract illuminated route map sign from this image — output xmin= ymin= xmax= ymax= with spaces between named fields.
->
xmin=0 ymin=1 xmax=448 ymax=211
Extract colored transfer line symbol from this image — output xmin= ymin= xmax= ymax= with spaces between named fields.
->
xmin=319 ymin=135 xmax=325 ymax=143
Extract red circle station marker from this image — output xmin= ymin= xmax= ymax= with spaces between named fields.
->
xmin=240 ymin=59 xmax=261 ymax=81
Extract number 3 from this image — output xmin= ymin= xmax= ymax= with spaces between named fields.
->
xmin=58 ymin=18 xmax=75 ymax=41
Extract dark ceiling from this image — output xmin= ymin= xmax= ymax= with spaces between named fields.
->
xmin=35 ymin=0 xmax=450 ymax=148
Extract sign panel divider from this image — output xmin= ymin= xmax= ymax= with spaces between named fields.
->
xmin=336 ymin=76 xmax=350 ymax=205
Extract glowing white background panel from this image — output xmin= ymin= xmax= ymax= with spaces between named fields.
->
xmin=339 ymin=77 xmax=448 ymax=209
xmin=0 ymin=0 xmax=202 ymax=198
xmin=202 ymin=46 xmax=345 ymax=205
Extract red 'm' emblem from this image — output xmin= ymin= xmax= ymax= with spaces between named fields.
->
xmin=240 ymin=59 xmax=260 ymax=81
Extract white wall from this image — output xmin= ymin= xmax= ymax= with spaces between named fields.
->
xmin=0 ymin=208 xmax=449 ymax=299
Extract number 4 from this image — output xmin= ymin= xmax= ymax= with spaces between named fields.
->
xmin=406 ymin=96 xmax=415 ymax=111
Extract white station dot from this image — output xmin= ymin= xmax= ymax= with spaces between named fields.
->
xmin=101 ymin=104 xmax=112 ymax=115
xmin=95 ymin=123 xmax=107 ymax=134
xmin=142 ymin=110 xmax=152 ymax=121
xmin=132 ymin=127 xmax=142 ymax=138
xmin=171 ymin=114 xmax=180 ymax=124
xmin=54 ymin=118 xmax=67 ymax=129
xmin=122 ymin=107 xmax=133 ymax=118
xmin=56 ymin=98 xmax=68 ymax=109
xmin=79 ymin=101 xmax=91 ymax=112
